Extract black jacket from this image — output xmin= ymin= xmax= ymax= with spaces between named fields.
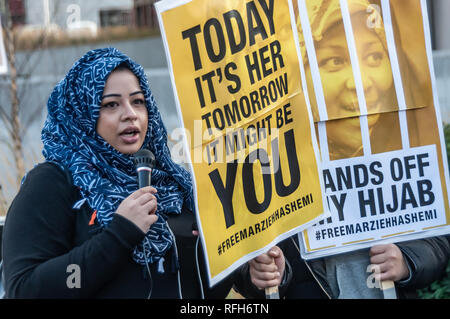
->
xmin=2 ymin=162 xmax=234 ymax=298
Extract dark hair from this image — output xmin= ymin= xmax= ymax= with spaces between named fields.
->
xmin=113 ymin=62 xmax=132 ymax=72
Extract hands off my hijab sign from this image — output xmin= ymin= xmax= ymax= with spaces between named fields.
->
xmin=295 ymin=0 xmax=450 ymax=259
xmin=156 ymin=0 xmax=326 ymax=285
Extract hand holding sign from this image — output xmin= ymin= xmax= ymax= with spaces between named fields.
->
xmin=249 ymin=246 xmax=285 ymax=289
xmin=369 ymin=244 xmax=409 ymax=299
xmin=369 ymin=244 xmax=410 ymax=282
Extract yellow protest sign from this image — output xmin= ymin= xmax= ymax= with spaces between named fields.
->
xmin=156 ymin=0 xmax=326 ymax=285
xmin=294 ymin=0 xmax=450 ymax=258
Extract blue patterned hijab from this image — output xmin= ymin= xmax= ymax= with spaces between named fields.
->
xmin=41 ymin=48 xmax=193 ymax=266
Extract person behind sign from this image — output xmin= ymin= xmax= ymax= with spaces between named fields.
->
xmin=235 ymin=0 xmax=450 ymax=299
xmin=1 ymin=48 xmax=240 ymax=298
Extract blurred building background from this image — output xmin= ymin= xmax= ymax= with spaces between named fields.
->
xmin=4 ymin=0 xmax=159 ymax=29
xmin=3 ymin=0 xmax=449 ymax=49
xmin=429 ymin=0 xmax=450 ymax=51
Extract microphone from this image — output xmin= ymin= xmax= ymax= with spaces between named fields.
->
xmin=133 ymin=149 xmax=156 ymax=188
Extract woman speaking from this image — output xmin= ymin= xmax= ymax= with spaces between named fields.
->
xmin=2 ymin=48 xmax=236 ymax=298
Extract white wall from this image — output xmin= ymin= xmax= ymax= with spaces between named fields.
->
xmin=433 ymin=0 xmax=450 ymax=51
xmin=25 ymin=0 xmax=133 ymax=29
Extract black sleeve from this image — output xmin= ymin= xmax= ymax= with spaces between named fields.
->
xmin=397 ymin=236 xmax=450 ymax=289
xmin=168 ymin=206 xmax=237 ymax=299
xmin=2 ymin=163 xmax=146 ymax=298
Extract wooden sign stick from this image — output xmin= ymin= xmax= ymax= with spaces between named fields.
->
xmin=265 ymin=256 xmax=280 ymax=299
xmin=381 ymin=280 xmax=397 ymax=299
xmin=265 ymin=286 xmax=280 ymax=299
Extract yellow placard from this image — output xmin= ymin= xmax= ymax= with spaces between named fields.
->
xmin=156 ymin=0 xmax=326 ymax=284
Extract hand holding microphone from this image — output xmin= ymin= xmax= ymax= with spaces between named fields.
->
xmin=134 ymin=149 xmax=155 ymax=188
xmin=116 ymin=150 xmax=158 ymax=233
